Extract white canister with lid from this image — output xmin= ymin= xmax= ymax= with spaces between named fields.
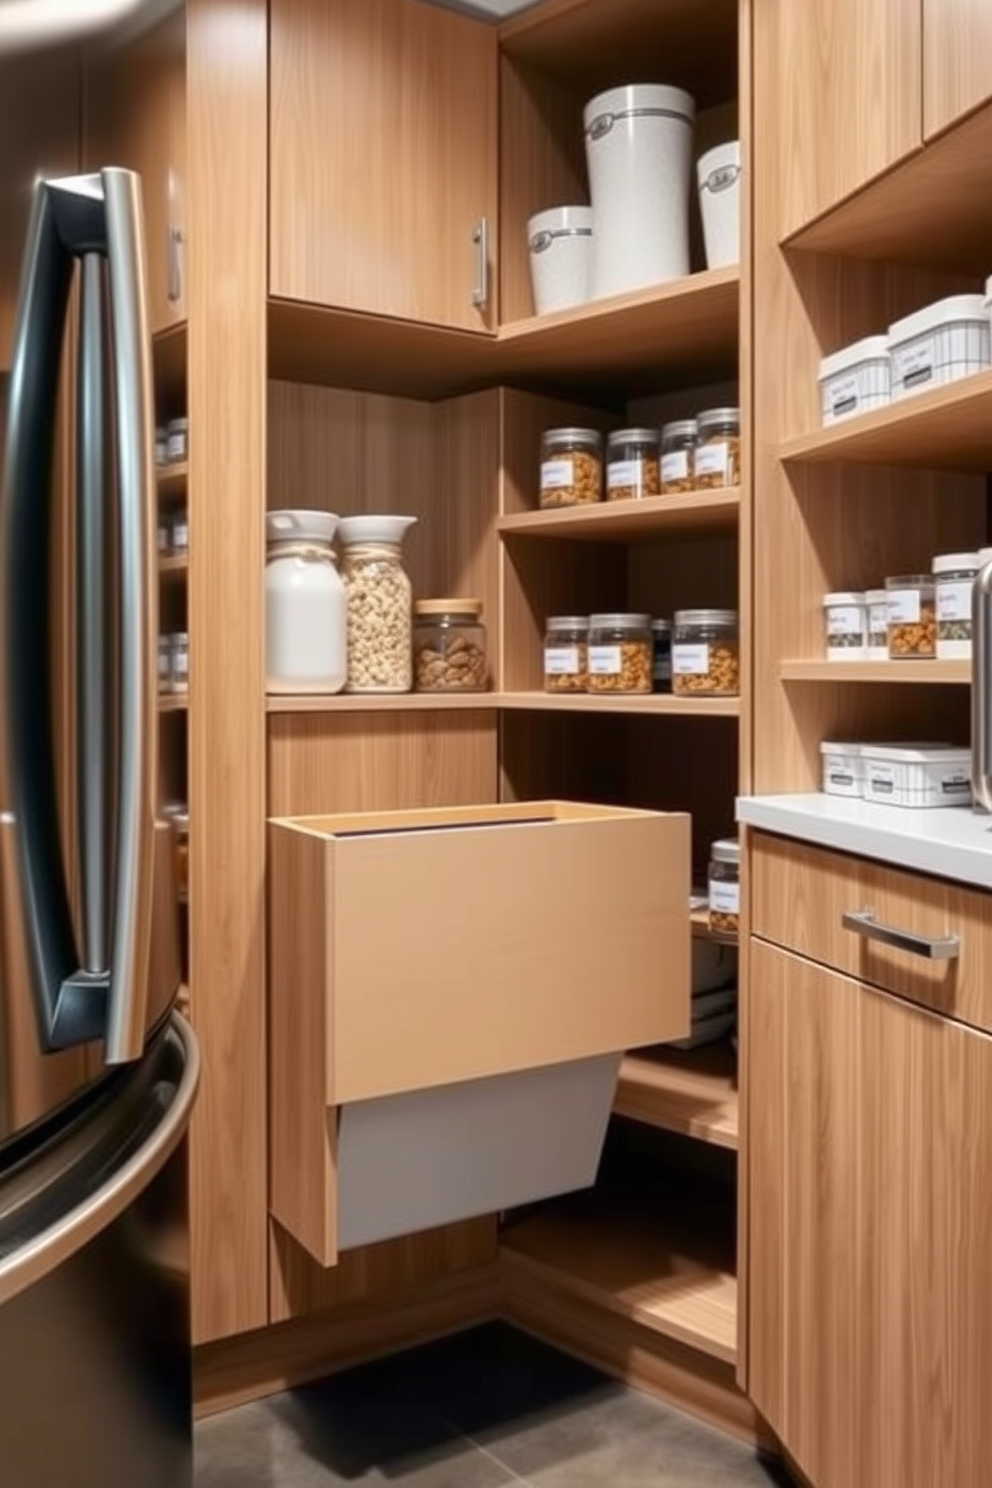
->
xmin=696 ymin=140 xmax=740 ymax=270
xmin=527 ymin=205 xmax=593 ymax=316
xmin=933 ymin=551 xmax=979 ymax=660
xmin=584 ymin=83 xmax=696 ymax=299
xmin=822 ymin=591 xmax=867 ymax=661
xmin=265 ymin=509 xmax=347 ymax=694
xmin=865 ymin=589 xmax=888 ymax=659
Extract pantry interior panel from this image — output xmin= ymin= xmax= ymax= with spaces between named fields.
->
xmin=923 ymin=0 xmax=992 ymax=139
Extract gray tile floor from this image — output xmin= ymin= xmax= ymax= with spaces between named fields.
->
xmin=196 ymin=1323 xmax=791 ymax=1487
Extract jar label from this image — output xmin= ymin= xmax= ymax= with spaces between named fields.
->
xmin=708 ymin=879 xmax=740 ymax=915
xmin=173 ymin=651 xmax=189 ymax=678
xmin=588 ymin=644 xmax=622 ymax=675
xmin=607 ymin=459 xmax=644 ymax=490
xmin=827 ymin=374 xmax=860 ymax=418
xmin=693 ymin=443 xmax=728 ymax=480
xmin=826 ymin=605 xmax=864 ymax=637
xmin=172 ymin=520 xmax=189 ymax=548
xmin=673 ymin=642 xmax=710 ymax=675
xmin=545 ymin=645 xmax=580 ymax=675
xmin=541 ymin=458 xmax=574 ymax=490
xmin=661 ymin=450 xmax=689 ymax=482
xmin=886 ymin=589 xmax=920 ymax=624
xmin=937 ymin=580 xmax=972 ymax=622
xmin=893 ymin=337 xmax=935 ymax=390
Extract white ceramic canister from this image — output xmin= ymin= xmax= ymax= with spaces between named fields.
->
xmin=265 ymin=509 xmax=347 ymax=694
xmin=527 ymin=205 xmax=593 ymax=316
xmin=696 ymin=140 xmax=740 ymax=270
xmin=584 ymin=83 xmax=696 ymax=299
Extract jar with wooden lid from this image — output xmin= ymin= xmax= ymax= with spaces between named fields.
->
xmin=672 ymin=609 xmax=739 ymax=695
xmin=693 ymin=408 xmax=740 ymax=488
xmin=540 ymin=428 xmax=603 ymax=508
xmin=544 ymin=616 xmax=589 ymax=692
xmin=606 ymin=428 xmax=660 ymax=502
xmin=708 ymin=838 xmax=739 ymax=935
xmin=660 ymin=419 xmax=697 ymax=493
xmin=885 ymin=574 xmax=936 ymax=659
xmin=414 ymin=600 xmax=488 ymax=691
xmin=587 ymin=613 xmax=652 ymax=694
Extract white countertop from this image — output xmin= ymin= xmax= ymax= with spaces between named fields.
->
xmin=737 ymin=793 xmax=992 ymax=891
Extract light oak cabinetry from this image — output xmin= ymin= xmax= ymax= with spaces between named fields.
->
xmin=270 ymin=0 xmax=497 ymax=332
xmin=923 ymin=0 xmax=992 ymax=138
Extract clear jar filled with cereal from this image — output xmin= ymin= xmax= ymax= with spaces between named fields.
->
xmin=660 ymin=419 xmax=697 ymax=494
xmin=693 ymin=407 xmax=740 ymax=489
xmin=885 ymin=574 xmax=936 ymax=659
xmin=932 ymin=552 xmax=978 ymax=661
xmin=606 ymin=428 xmax=660 ymax=502
xmin=672 ymin=609 xmax=740 ymax=696
xmin=587 ymin=613 xmax=652 ymax=694
xmin=539 ymin=428 xmax=603 ymax=508
xmin=414 ymin=600 xmax=488 ymax=692
xmin=544 ymin=615 xmax=589 ymax=693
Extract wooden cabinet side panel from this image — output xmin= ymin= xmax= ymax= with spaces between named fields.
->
xmin=923 ymin=0 xmax=992 ymax=138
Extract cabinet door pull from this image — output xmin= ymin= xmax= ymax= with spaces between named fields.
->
xmin=841 ymin=909 xmax=960 ymax=961
xmin=168 ymin=224 xmax=184 ymax=305
xmin=471 ymin=216 xmax=488 ymax=310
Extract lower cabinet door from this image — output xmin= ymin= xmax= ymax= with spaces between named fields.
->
xmin=749 ymin=939 xmax=992 ymax=1488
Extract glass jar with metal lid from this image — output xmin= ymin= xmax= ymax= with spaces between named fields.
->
xmin=708 ymin=838 xmax=740 ymax=935
xmin=693 ymin=407 xmax=740 ymax=489
xmin=587 ymin=613 xmax=652 ymax=693
xmin=672 ymin=609 xmax=739 ymax=696
xmin=539 ymin=428 xmax=603 ymax=508
xmin=660 ymin=419 xmax=697 ymax=493
xmin=885 ymin=574 xmax=936 ymax=659
xmin=606 ymin=428 xmax=660 ymax=502
xmin=932 ymin=552 xmax=979 ymax=661
xmin=544 ymin=616 xmax=589 ymax=693
xmin=413 ymin=600 xmax=488 ymax=692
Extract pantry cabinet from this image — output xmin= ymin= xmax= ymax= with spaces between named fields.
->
xmin=269 ymin=0 xmax=498 ymax=332
xmin=923 ymin=0 xmax=992 ymax=139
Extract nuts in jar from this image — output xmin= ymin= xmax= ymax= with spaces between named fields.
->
xmin=708 ymin=838 xmax=739 ymax=936
xmin=885 ymin=574 xmax=936 ymax=659
xmin=822 ymin=591 xmax=867 ymax=660
xmin=540 ymin=428 xmax=603 ymax=508
xmin=544 ymin=615 xmax=589 ymax=693
xmin=672 ymin=609 xmax=740 ymax=696
xmin=606 ymin=428 xmax=661 ymax=502
xmin=932 ymin=552 xmax=978 ymax=661
xmin=338 ymin=515 xmax=416 ymax=693
xmin=587 ymin=614 xmax=652 ymax=694
xmin=660 ymin=419 xmax=697 ymax=493
xmin=414 ymin=600 xmax=488 ymax=691
xmin=693 ymin=407 xmax=740 ymax=489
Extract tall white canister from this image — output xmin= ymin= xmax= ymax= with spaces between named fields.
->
xmin=697 ymin=140 xmax=741 ymax=270
xmin=265 ymin=509 xmax=347 ymax=694
xmin=584 ymin=83 xmax=695 ymax=299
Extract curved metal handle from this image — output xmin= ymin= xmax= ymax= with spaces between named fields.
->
xmin=842 ymin=909 xmax=960 ymax=961
xmin=973 ymin=559 xmax=992 ymax=813
xmin=471 ymin=216 xmax=489 ymax=311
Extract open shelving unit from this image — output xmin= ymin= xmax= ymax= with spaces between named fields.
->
xmin=614 ymin=1044 xmax=739 ymax=1151
xmin=497 ymin=488 xmax=740 ymax=541
xmin=780 ymin=659 xmax=971 ymax=685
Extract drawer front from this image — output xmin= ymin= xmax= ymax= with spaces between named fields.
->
xmin=751 ymin=833 xmax=992 ymax=1035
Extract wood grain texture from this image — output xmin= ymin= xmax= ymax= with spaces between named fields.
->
xmin=187 ymin=0 xmax=268 ymax=1344
xmin=270 ymin=0 xmax=497 ymax=331
xmin=923 ymin=0 xmax=992 ymax=139
xmin=497 ymin=489 xmax=740 ymax=542
xmin=614 ymin=1046 xmax=738 ymax=1150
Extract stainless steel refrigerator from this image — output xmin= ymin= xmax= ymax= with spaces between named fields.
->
xmin=0 ymin=169 xmax=199 ymax=1487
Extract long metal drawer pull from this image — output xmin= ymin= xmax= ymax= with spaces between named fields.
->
xmin=841 ymin=909 xmax=960 ymax=961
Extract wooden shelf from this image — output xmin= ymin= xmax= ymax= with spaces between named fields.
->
xmin=157 ymin=461 xmax=188 ymax=492
xmin=268 ymin=692 xmax=740 ymax=717
xmin=159 ymin=553 xmax=188 ymax=577
xmin=266 ymin=691 xmax=499 ymax=714
xmin=781 ymin=659 xmax=970 ymax=684
xmin=691 ymin=906 xmax=737 ymax=945
xmin=498 ymin=488 xmax=740 ymax=543
xmin=780 ymin=370 xmax=992 ymax=471
xmin=159 ymin=695 xmax=188 ymax=713
xmin=614 ymin=1044 xmax=738 ymax=1150
xmin=499 ymin=691 xmax=740 ymax=717
xmin=152 ymin=321 xmax=187 ymax=404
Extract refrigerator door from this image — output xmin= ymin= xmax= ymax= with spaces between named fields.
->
xmin=0 ymin=168 xmax=178 ymax=1151
xmin=0 ymin=1013 xmax=199 ymax=1488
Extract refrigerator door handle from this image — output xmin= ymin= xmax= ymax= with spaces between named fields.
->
xmin=973 ymin=558 xmax=992 ymax=815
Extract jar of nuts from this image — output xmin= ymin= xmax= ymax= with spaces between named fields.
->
xmin=338 ymin=514 xmax=416 ymax=692
xmin=414 ymin=600 xmax=488 ymax=691
xmin=933 ymin=552 xmax=979 ymax=661
xmin=544 ymin=615 xmax=589 ymax=693
xmin=540 ymin=428 xmax=603 ymax=508
xmin=660 ymin=419 xmax=697 ymax=494
xmin=708 ymin=838 xmax=739 ymax=937
xmin=587 ymin=614 xmax=652 ymax=694
xmin=885 ymin=574 xmax=936 ymax=660
xmin=606 ymin=428 xmax=661 ymax=502
xmin=672 ymin=609 xmax=740 ymax=696
xmin=693 ymin=408 xmax=740 ymax=489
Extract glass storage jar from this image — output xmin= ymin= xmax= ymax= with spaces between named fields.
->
xmin=933 ymin=552 xmax=979 ymax=661
xmin=171 ymin=508 xmax=189 ymax=556
xmin=672 ymin=609 xmax=740 ymax=696
xmin=886 ymin=574 xmax=936 ymax=659
xmin=606 ymin=428 xmax=661 ymax=502
xmin=544 ymin=615 xmax=589 ymax=693
xmin=338 ymin=514 xmax=416 ymax=693
xmin=540 ymin=428 xmax=603 ymax=508
xmin=651 ymin=619 xmax=672 ymax=692
xmin=865 ymin=588 xmax=888 ymax=659
xmin=414 ymin=600 xmax=488 ymax=691
xmin=157 ymin=635 xmax=171 ymax=695
xmin=693 ymin=407 xmax=740 ymax=489
xmin=587 ymin=614 xmax=652 ymax=694
xmin=170 ymin=632 xmax=189 ymax=695
xmin=822 ymin=591 xmax=867 ymax=661
xmin=265 ymin=510 xmax=347 ymax=694
xmin=708 ymin=838 xmax=740 ymax=936
xmin=166 ymin=417 xmax=188 ymax=463
xmin=660 ymin=419 xmax=697 ymax=493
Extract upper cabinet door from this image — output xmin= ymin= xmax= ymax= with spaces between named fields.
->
xmin=766 ymin=0 xmax=922 ymax=240
xmin=270 ymin=0 xmax=498 ymax=332
xmin=924 ymin=0 xmax=992 ymax=138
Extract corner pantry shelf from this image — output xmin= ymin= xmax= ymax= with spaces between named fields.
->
xmin=499 ymin=691 xmax=740 ymax=718
xmin=498 ymin=488 xmax=739 ymax=542
xmin=159 ymin=554 xmax=188 ymax=578
xmin=780 ymin=370 xmax=992 ymax=471
xmin=780 ymin=659 xmax=970 ymax=684
xmin=159 ymin=695 xmax=188 ymax=713
xmin=156 ymin=461 xmax=188 ymax=494
xmin=265 ymin=692 xmax=499 ymax=714
xmin=614 ymin=1044 xmax=738 ymax=1151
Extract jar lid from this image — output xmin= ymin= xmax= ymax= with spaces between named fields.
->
xmin=547 ymin=615 xmax=590 ymax=629
xmin=661 ymin=419 xmax=698 ymax=439
xmin=696 ymin=407 xmax=739 ymax=429
xmin=932 ymin=552 xmax=979 ymax=575
xmin=823 ymin=591 xmax=865 ymax=606
xmin=172 ymin=631 xmax=189 ymax=645
xmin=607 ymin=427 xmax=659 ymax=449
xmin=710 ymin=838 xmax=739 ymax=865
xmin=674 ymin=608 xmax=738 ymax=626
xmin=589 ymin=612 xmax=651 ymax=629
xmin=337 ymin=514 xmax=417 ymax=547
xmin=267 ymin=509 xmax=339 ymax=548
xmin=865 ymin=588 xmax=887 ymax=603
xmin=885 ymin=574 xmax=933 ymax=587
xmin=651 ymin=618 xmax=672 ymax=633
xmin=167 ymin=417 xmax=188 ymax=431
xmin=542 ymin=427 xmax=603 ymax=450
xmin=414 ymin=599 xmax=483 ymax=617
